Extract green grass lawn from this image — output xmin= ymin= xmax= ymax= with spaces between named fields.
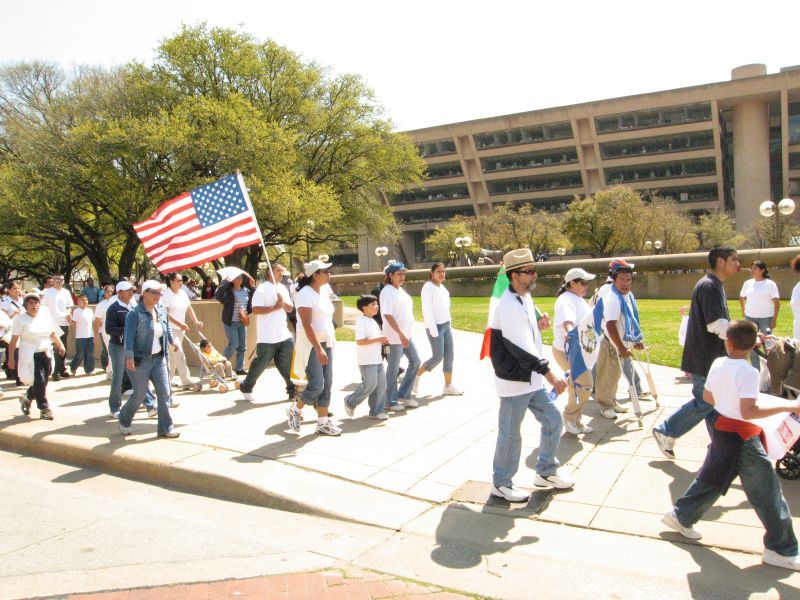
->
xmin=339 ymin=295 xmax=795 ymax=369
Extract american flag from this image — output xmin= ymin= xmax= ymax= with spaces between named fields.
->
xmin=134 ymin=174 xmax=262 ymax=273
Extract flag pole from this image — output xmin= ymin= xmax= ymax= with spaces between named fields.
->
xmin=236 ymin=171 xmax=276 ymax=285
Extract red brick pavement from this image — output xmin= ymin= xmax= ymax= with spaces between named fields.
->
xmin=63 ymin=569 xmax=475 ymax=600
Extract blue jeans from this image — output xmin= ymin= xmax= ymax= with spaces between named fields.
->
xmin=674 ymin=436 xmax=798 ymax=556
xmin=108 ymin=343 xmax=154 ymax=414
xmin=301 ymin=344 xmax=333 ymax=408
xmin=493 ymin=388 xmax=563 ymax=487
xmin=240 ymin=339 xmax=295 ymax=397
xmin=118 ymin=353 xmax=174 ymax=435
xmin=423 ymin=321 xmax=454 ymax=373
xmin=223 ymin=322 xmax=247 ymax=371
xmin=746 ymin=315 xmax=772 ymax=368
xmin=655 ymin=374 xmax=714 ymax=439
xmin=345 ymin=363 xmax=387 ymax=416
xmin=70 ymin=337 xmax=95 ymax=374
xmin=386 ymin=341 xmax=421 ymax=406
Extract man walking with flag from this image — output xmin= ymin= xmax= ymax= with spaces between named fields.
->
xmin=488 ymin=248 xmax=573 ymax=503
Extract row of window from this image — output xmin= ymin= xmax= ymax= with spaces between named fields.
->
xmin=395 ymin=205 xmax=475 ymax=225
xmin=790 ymin=152 xmax=800 ymax=170
xmin=641 ymin=183 xmax=718 ymax=203
xmin=600 ymin=131 xmax=715 ymax=160
xmin=595 ymin=102 xmax=712 ymax=134
xmin=790 ymin=103 xmax=800 ymax=146
xmin=390 ymin=183 xmax=470 ymax=205
xmin=605 ymin=158 xmax=716 ymax=184
xmin=488 ymin=172 xmax=583 ymax=196
xmin=481 ymin=148 xmax=579 ymax=173
xmin=416 ymin=139 xmax=457 ymax=158
xmin=474 ymin=121 xmax=573 ymax=150
xmin=426 ymin=161 xmax=464 ymax=179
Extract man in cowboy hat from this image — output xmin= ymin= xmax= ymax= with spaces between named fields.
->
xmin=488 ymin=248 xmax=574 ymax=503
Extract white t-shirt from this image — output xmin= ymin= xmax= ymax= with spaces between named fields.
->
xmin=161 ymin=287 xmax=191 ymax=323
xmin=252 ymin=281 xmax=292 ymax=344
xmin=421 ymin=281 xmax=451 ymax=337
xmin=791 ymin=282 xmax=800 ymax=340
xmin=71 ymin=307 xmax=94 ymax=339
xmin=705 ymin=356 xmax=759 ymax=421
xmin=379 ymin=285 xmax=414 ymax=344
xmin=0 ymin=309 xmax=11 ymax=338
xmin=295 ymin=285 xmax=335 ymax=345
xmin=553 ymin=291 xmax=591 ymax=352
xmin=0 ymin=296 xmax=22 ymax=319
xmin=94 ymin=297 xmax=112 ymax=327
xmin=42 ymin=287 xmax=74 ymax=327
xmin=740 ymin=278 xmax=779 ymax=319
xmin=11 ymin=308 xmax=60 ymax=352
xmin=602 ymin=289 xmax=636 ymax=348
xmin=355 ymin=315 xmax=383 ymax=365
xmin=151 ymin=310 xmax=163 ymax=354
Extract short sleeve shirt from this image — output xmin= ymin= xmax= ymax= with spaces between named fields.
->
xmin=72 ymin=307 xmax=94 ymax=339
xmin=553 ymin=291 xmax=591 ymax=352
xmin=379 ymin=285 xmax=414 ymax=344
xmin=0 ymin=296 xmax=22 ymax=319
xmin=42 ymin=287 xmax=73 ymax=327
xmin=161 ymin=287 xmax=191 ymax=323
xmin=355 ymin=315 xmax=383 ymax=365
xmin=705 ymin=356 xmax=759 ymax=421
xmin=602 ymin=289 xmax=636 ymax=348
xmin=252 ymin=281 xmax=292 ymax=344
xmin=11 ymin=308 xmax=60 ymax=352
xmin=681 ymin=273 xmax=729 ymax=377
xmin=295 ymin=286 xmax=335 ymax=345
xmin=739 ymin=278 xmax=779 ymax=319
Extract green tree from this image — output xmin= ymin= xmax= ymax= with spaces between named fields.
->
xmin=423 ymin=218 xmax=475 ymax=264
xmin=485 ymin=204 xmax=570 ymax=255
xmin=696 ymin=210 xmax=747 ymax=248
xmin=563 ymin=187 xmax=631 ymax=256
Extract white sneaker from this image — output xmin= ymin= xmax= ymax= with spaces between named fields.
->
xmin=491 ymin=484 xmax=530 ymax=503
xmin=110 ymin=411 xmax=120 ymax=419
xmin=118 ymin=423 xmax=131 ymax=436
xmin=652 ymin=429 xmax=676 ymax=459
xmin=147 ymin=407 xmax=157 ymax=417
xmin=369 ymin=412 xmax=389 ymax=420
xmin=578 ymin=422 xmax=594 ymax=434
xmin=286 ymin=404 xmax=302 ymax=432
xmin=443 ymin=384 xmax=464 ymax=396
xmin=600 ymin=408 xmax=618 ymax=419
xmin=763 ymin=548 xmax=800 ymax=571
xmin=315 ymin=418 xmax=342 ymax=436
xmin=241 ymin=391 xmax=254 ymax=401
xmin=534 ymin=470 xmax=575 ymax=489
xmin=563 ymin=420 xmax=582 ymax=435
xmin=344 ymin=402 xmax=355 ymax=418
xmin=612 ymin=403 xmax=629 ymax=413
xmin=404 ymin=398 xmax=419 ymax=408
xmin=662 ymin=510 xmax=702 ymax=540
xmin=388 ymin=403 xmax=405 ymax=412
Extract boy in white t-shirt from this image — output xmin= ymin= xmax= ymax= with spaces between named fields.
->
xmin=662 ymin=320 xmax=800 ymax=571
xmin=69 ymin=294 xmax=95 ymax=375
xmin=344 ymin=295 xmax=390 ymax=420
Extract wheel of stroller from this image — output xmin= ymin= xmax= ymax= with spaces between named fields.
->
xmin=191 ymin=383 xmax=203 ymax=393
xmin=209 ymin=379 xmax=218 ymax=388
xmin=234 ymin=380 xmax=240 ymax=389
xmin=218 ymin=384 xmax=228 ymax=393
xmin=776 ymin=454 xmax=800 ymax=480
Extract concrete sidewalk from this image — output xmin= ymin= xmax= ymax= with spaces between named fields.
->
xmin=1 ymin=314 xmax=799 ymax=563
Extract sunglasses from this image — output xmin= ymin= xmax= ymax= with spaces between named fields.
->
xmin=517 ymin=269 xmax=537 ymax=275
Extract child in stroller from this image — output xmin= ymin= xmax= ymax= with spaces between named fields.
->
xmin=200 ymin=339 xmax=234 ymax=380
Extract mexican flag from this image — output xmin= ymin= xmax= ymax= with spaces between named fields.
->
xmin=480 ymin=267 xmax=508 ymax=359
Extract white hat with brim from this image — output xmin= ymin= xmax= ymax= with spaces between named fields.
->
xmin=502 ymin=248 xmax=536 ymax=272
xmin=141 ymin=280 xmax=166 ymax=294
xmin=115 ymin=281 xmax=134 ymax=292
xmin=564 ymin=267 xmax=596 ymax=283
xmin=303 ymin=259 xmax=333 ymax=277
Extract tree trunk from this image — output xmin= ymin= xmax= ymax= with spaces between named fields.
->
xmin=118 ymin=235 xmax=141 ymax=280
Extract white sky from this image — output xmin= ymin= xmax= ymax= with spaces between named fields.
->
xmin=3 ymin=0 xmax=799 ymax=131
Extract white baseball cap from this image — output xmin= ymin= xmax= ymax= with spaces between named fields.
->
xmin=115 ymin=281 xmax=134 ymax=292
xmin=564 ymin=268 xmax=596 ymax=283
xmin=303 ymin=259 xmax=332 ymax=277
xmin=141 ymin=280 xmax=167 ymax=293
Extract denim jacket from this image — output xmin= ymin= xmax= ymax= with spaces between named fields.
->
xmin=123 ymin=302 xmax=174 ymax=360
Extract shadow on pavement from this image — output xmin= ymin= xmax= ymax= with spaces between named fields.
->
xmin=431 ymin=503 xmax=539 ymax=569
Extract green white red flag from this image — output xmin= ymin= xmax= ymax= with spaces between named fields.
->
xmin=480 ymin=267 xmax=508 ymax=359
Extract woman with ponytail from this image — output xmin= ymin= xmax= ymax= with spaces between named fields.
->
xmin=739 ymin=260 xmax=779 ymax=366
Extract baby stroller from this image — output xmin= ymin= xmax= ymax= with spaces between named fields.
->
xmin=762 ymin=338 xmax=800 ymax=480
xmin=181 ymin=333 xmax=240 ymax=394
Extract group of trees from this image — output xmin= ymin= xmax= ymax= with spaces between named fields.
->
xmin=425 ymin=186 xmax=781 ymax=263
xmin=0 ymin=24 xmax=424 ymax=284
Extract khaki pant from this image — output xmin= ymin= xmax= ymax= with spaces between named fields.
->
xmin=594 ymin=336 xmax=623 ymax=409
xmin=552 ymin=347 xmax=593 ymax=424
xmin=211 ymin=361 xmax=233 ymax=379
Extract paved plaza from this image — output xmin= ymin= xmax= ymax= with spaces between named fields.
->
xmin=2 ymin=309 xmax=800 ymax=597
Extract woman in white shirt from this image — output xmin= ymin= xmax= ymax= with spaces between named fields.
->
xmin=791 ymin=255 xmax=800 ymax=340
xmin=551 ymin=268 xmax=596 ymax=435
xmin=739 ymin=260 xmax=780 ymax=366
xmin=8 ymin=293 xmax=65 ymax=420
xmin=380 ymin=262 xmax=422 ymax=411
xmin=286 ymin=260 xmax=341 ymax=436
xmin=415 ymin=263 xmax=462 ymax=396
xmin=163 ymin=272 xmax=203 ymax=387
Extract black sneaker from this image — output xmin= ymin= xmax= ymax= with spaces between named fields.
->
xmin=60 ymin=371 xmax=71 ymax=378
xmin=235 ymin=369 xmax=247 ymax=376
xmin=40 ymin=408 xmax=54 ymax=420
xmin=19 ymin=397 xmax=31 ymax=416
xmin=52 ymin=374 xmax=61 ymax=381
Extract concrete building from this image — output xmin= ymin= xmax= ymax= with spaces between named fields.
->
xmin=351 ymin=64 xmax=800 ymax=270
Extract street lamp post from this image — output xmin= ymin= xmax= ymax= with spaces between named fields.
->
xmin=374 ymin=246 xmax=389 ymax=269
xmin=759 ymin=198 xmax=796 ymax=247
xmin=556 ymin=247 xmax=566 ymax=260
xmin=644 ymin=240 xmax=663 ymax=254
xmin=454 ymin=236 xmax=473 ymax=266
